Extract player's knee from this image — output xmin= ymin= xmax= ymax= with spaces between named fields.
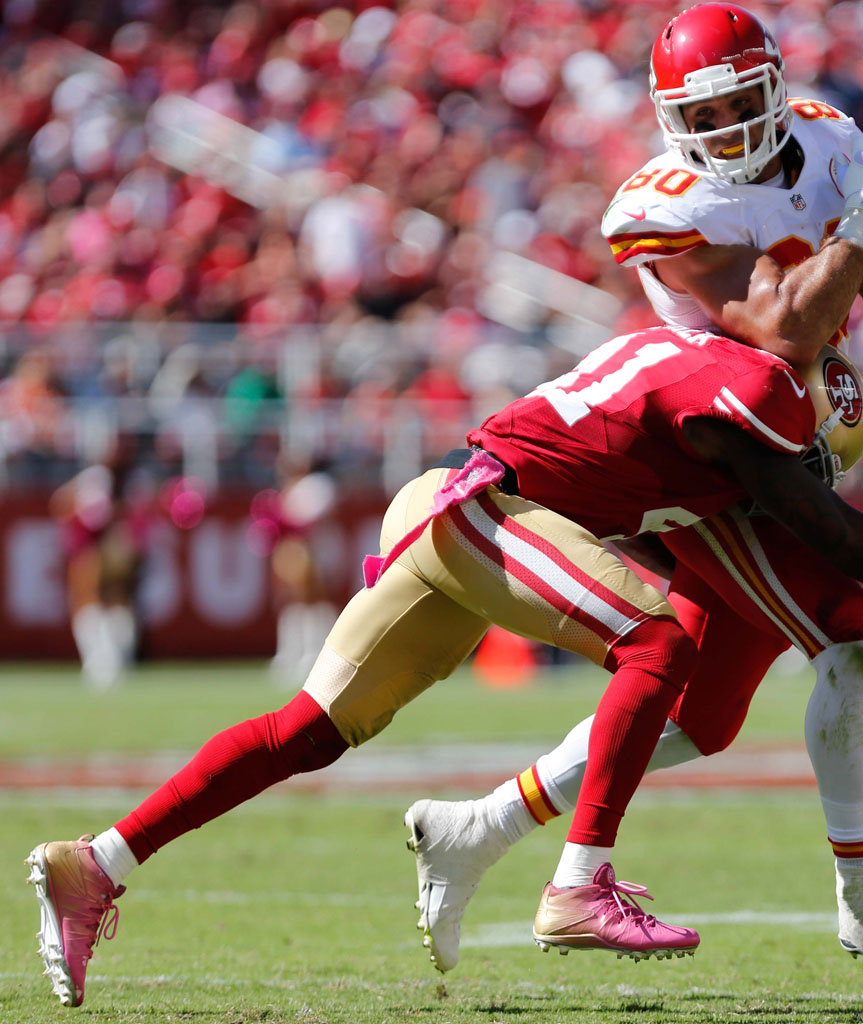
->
xmin=272 ymin=691 xmax=349 ymax=775
xmin=609 ymin=617 xmax=697 ymax=694
xmin=676 ymin=704 xmax=746 ymax=756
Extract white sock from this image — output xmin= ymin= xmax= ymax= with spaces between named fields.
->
xmin=836 ymin=856 xmax=863 ymax=947
xmin=482 ymin=778 xmax=537 ymax=844
xmin=73 ymin=606 xmax=124 ymax=689
xmin=806 ymin=644 xmax=863 ymax=845
xmin=90 ymin=827 xmax=139 ymax=887
xmin=106 ymin=604 xmax=137 ymax=666
xmin=471 ymin=717 xmax=701 ymax=856
xmin=536 ymin=715 xmax=700 ymax=814
xmin=71 ymin=605 xmax=102 ymax=668
xmin=552 ymin=842 xmax=613 ymax=888
xmin=296 ymin=603 xmax=336 ymax=681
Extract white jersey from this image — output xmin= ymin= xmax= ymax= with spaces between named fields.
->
xmin=601 ymin=99 xmax=862 ymax=335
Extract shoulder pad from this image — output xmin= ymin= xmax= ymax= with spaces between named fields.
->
xmin=788 ymin=97 xmax=855 ymax=127
xmin=602 ymin=159 xmax=737 ymax=266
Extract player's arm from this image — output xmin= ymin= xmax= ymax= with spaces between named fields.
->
xmin=657 ymin=135 xmax=863 ymax=366
xmin=682 ymin=416 xmax=863 ymax=579
xmin=656 ymin=240 xmax=863 ymax=366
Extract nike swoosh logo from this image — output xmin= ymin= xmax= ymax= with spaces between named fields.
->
xmin=784 ymin=370 xmax=808 ymax=399
xmin=623 ymin=209 xmax=646 ymax=221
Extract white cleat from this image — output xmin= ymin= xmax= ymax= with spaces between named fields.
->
xmin=404 ymin=798 xmax=510 ymax=972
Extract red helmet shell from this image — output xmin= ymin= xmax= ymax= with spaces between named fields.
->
xmin=651 ymin=4 xmax=783 ymax=94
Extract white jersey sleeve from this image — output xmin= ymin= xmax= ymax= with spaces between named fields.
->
xmin=601 ymin=154 xmax=755 ymax=268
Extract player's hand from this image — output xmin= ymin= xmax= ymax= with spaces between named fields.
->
xmin=830 ymin=133 xmax=863 ymax=202
xmin=831 ymin=133 xmax=863 ymax=248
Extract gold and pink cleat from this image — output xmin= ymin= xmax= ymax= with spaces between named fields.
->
xmin=533 ymin=863 xmax=699 ymax=962
xmin=26 ymin=836 xmax=124 ymax=1006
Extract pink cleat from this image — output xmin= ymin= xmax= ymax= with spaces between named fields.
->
xmin=533 ymin=863 xmax=699 ymax=962
xmin=25 ymin=836 xmax=125 ymax=1006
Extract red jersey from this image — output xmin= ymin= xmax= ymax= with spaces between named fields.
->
xmin=467 ymin=326 xmax=815 ymax=540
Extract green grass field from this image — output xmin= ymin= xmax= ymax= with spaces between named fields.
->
xmin=3 ymin=658 xmax=863 ymax=1023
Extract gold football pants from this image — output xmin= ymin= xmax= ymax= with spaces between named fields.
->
xmin=304 ymin=467 xmax=676 ymax=746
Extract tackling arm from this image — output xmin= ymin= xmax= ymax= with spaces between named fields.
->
xmin=657 ymin=132 xmax=863 ymax=366
xmin=682 ymin=417 xmax=863 ymax=580
xmin=656 ymin=239 xmax=863 ymax=366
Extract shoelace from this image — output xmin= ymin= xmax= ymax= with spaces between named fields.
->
xmin=598 ymin=877 xmax=658 ymax=927
xmin=95 ymin=897 xmax=120 ymax=945
xmin=72 ymin=893 xmax=121 ymax=955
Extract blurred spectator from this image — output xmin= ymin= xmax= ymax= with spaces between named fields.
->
xmin=224 ymin=340 xmax=280 ymax=417
xmin=248 ymin=453 xmax=339 ymax=686
xmin=0 ymin=0 xmax=855 ymax=343
xmin=148 ymin=341 xmax=221 ymax=487
xmin=0 ymin=348 xmax=66 ymax=478
xmin=0 ymin=0 xmax=858 ymax=672
xmin=49 ymin=435 xmax=154 ymax=688
xmin=0 ymin=0 xmax=857 ymax=491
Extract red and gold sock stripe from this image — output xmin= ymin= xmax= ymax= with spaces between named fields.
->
xmin=517 ymin=765 xmax=560 ymax=825
xmin=831 ymin=838 xmax=863 ymax=859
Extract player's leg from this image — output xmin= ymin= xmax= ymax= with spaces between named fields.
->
xmin=400 ymin=485 xmax=700 ymax=961
xmin=404 ymin=558 xmax=786 ymax=971
xmin=26 ymin=464 xmax=694 ymax=999
xmin=805 ymin=643 xmax=863 ymax=955
xmin=406 ymin=503 xmax=863 ymax=969
xmin=27 ymin=468 xmax=490 ymax=1007
xmin=665 ymin=508 xmax=863 ymax=956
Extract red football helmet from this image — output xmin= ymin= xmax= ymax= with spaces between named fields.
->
xmin=650 ymin=4 xmax=792 ymax=184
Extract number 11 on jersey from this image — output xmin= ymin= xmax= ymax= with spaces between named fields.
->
xmin=530 ymin=341 xmax=682 ymax=428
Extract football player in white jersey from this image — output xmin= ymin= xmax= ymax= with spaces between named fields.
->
xmin=404 ymin=2 xmax=863 ymax=974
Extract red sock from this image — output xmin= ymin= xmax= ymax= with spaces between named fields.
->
xmin=567 ymin=618 xmax=696 ymax=847
xmin=114 ymin=691 xmax=347 ymax=863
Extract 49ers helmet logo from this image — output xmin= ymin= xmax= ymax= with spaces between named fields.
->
xmin=823 ymin=356 xmax=863 ymax=426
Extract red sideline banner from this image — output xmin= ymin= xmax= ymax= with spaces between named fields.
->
xmin=0 ymin=492 xmax=386 ymax=659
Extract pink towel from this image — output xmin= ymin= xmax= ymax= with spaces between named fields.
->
xmin=362 ymin=449 xmax=506 ymax=588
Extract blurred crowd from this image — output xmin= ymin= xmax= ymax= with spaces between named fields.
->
xmin=0 ymin=0 xmax=860 ymax=677
xmin=0 ymin=0 xmax=861 ymax=485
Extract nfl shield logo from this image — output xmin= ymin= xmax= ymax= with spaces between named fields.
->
xmin=790 ymin=193 xmax=806 ymax=210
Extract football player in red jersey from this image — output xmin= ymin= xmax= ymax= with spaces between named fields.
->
xmin=402 ymin=2 xmax=863 ymax=977
xmin=25 ymin=318 xmax=863 ymax=1005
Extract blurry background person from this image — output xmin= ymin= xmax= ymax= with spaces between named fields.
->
xmin=0 ymin=348 xmax=66 ymax=481
xmin=249 ymin=452 xmax=339 ymax=686
xmin=50 ymin=435 xmax=153 ymax=688
xmin=0 ymin=0 xmax=860 ymax=665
